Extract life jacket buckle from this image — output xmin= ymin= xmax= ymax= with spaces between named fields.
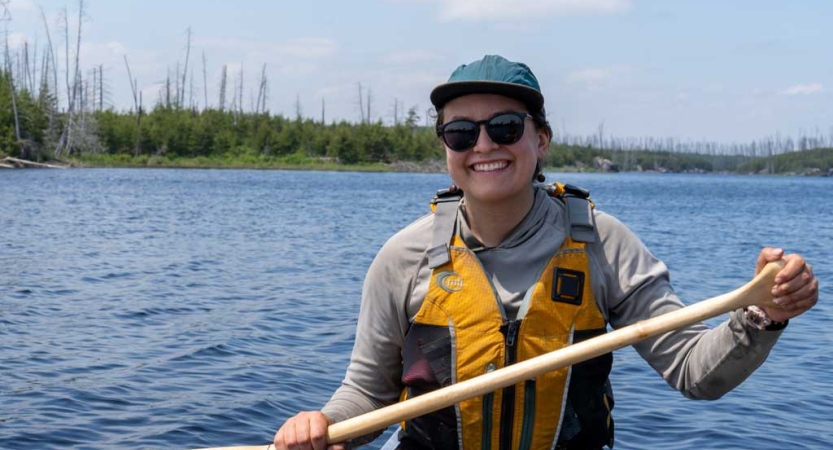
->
xmin=562 ymin=183 xmax=590 ymax=199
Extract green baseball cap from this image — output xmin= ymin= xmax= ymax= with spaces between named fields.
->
xmin=430 ymin=55 xmax=544 ymax=112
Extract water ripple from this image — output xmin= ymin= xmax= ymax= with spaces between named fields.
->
xmin=1 ymin=170 xmax=830 ymax=449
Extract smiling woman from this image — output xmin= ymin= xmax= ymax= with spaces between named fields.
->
xmin=270 ymin=54 xmax=819 ymax=450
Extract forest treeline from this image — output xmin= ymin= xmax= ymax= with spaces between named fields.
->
xmin=3 ymin=0 xmax=833 ymax=174
xmin=3 ymin=67 xmax=833 ymax=174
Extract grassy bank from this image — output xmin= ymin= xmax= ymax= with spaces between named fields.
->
xmin=69 ymin=153 xmax=396 ymax=172
xmin=39 ymin=147 xmax=833 ymax=177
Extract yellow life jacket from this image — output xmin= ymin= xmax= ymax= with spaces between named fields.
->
xmin=399 ymin=184 xmax=614 ymax=450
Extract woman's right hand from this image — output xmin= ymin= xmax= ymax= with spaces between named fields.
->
xmin=273 ymin=411 xmax=346 ymax=450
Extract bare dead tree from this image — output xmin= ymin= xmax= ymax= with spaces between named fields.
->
xmin=189 ymin=65 xmax=195 ymax=110
xmin=124 ymin=55 xmax=138 ymax=111
xmin=366 ymin=85 xmax=372 ymax=123
xmin=828 ymin=126 xmax=833 ymax=149
xmin=22 ymin=41 xmax=31 ymax=92
xmin=230 ymin=71 xmax=239 ymax=117
xmin=124 ymin=55 xmax=142 ymax=156
xmin=165 ymin=67 xmax=171 ymax=107
xmin=173 ymin=62 xmax=179 ymax=107
xmin=98 ymin=63 xmax=103 ymax=111
xmin=79 ymin=71 xmax=87 ymax=132
xmin=39 ymin=6 xmax=59 ymax=121
xmin=55 ymin=0 xmax=86 ymax=157
xmin=321 ymin=97 xmax=325 ymax=124
xmin=137 ymin=90 xmax=142 ymax=151
xmin=40 ymin=49 xmax=49 ymax=93
xmin=202 ymin=50 xmax=208 ymax=110
xmin=91 ymin=63 xmax=96 ymax=110
xmin=4 ymin=29 xmax=23 ymax=155
xmin=294 ymin=94 xmax=302 ymax=120
xmin=0 ymin=1 xmax=10 ymax=22
xmin=256 ymin=63 xmax=268 ymax=114
xmin=238 ymin=63 xmax=243 ymax=115
xmin=179 ymin=27 xmax=191 ymax=109
xmin=357 ymin=82 xmax=365 ymax=123
xmin=31 ymin=36 xmax=39 ymax=94
xmin=218 ymin=64 xmax=227 ymax=111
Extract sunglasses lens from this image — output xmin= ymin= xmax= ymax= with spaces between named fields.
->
xmin=442 ymin=121 xmax=479 ymax=152
xmin=486 ymin=114 xmax=525 ymax=145
xmin=439 ymin=113 xmax=529 ymax=151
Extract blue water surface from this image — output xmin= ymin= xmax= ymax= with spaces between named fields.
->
xmin=0 ymin=169 xmax=831 ymax=449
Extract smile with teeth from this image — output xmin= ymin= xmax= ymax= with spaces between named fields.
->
xmin=471 ymin=161 xmax=509 ymax=172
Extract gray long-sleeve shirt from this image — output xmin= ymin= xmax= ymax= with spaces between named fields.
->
xmin=321 ymin=187 xmax=782 ymax=424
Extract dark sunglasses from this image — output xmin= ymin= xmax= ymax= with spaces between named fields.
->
xmin=436 ymin=112 xmax=534 ymax=152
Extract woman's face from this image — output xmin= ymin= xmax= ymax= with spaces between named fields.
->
xmin=441 ymin=93 xmax=548 ymax=206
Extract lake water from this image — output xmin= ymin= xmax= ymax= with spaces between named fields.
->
xmin=1 ymin=169 xmax=831 ymax=449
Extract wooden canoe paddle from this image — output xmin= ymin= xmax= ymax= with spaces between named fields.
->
xmin=194 ymin=260 xmax=784 ymax=450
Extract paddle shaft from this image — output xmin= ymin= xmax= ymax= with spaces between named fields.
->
xmin=327 ymin=260 xmax=783 ymax=443
xmin=193 ymin=261 xmax=783 ymax=450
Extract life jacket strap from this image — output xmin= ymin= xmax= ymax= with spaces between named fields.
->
xmin=565 ymin=195 xmax=595 ymax=243
xmin=538 ymin=182 xmax=597 ymax=243
xmin=428 ymin=188 xmax=462 ymax=269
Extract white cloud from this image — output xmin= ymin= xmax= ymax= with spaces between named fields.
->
xmin=276 ymin=38 xmax=338 ymax=59
xmin=566 ymin=66 xmax=635 ymax=88
xmin=435 ymin=0 xmax=632 ymax=22
xmin=7 ymin=31 xmax=28 ymax=50
xmin=7 ymin=0 xmax=37 ymax=15
xmin=383 ymin=49 xmax=443 ymax=65
xmin=781 ymin=83 xmax=823 ymax=96
xmin=196 ymin=36 xmax=337 ymax=60
xmin=79 ymin=40 xmax=129 ymax=64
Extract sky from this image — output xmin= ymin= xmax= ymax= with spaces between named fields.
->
xmin=3 ymin=0 xmax=832 ymax=143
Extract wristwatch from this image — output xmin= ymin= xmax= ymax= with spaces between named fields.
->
xmin=744 ymin=305 xmax=788 ymax=331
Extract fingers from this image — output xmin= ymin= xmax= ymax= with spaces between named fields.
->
xmin=756 ymin=247 xmax=784 ymax=275
xmin=773 ymin=273 xmax=819 ymax=309
xmin=773 ymin=254 xmax=814 ymax=294
xmin=309 ymin=414 xmax=330 ymax=450
xmin=773 ymin=253 xmax=806 ymax=284
xmin=755 ymin=248 xmax=819 ymax=323
xmin=763 ymin=290 xmax=817 ymax=322
xmin=274 ymin=412 xmax=333 ymax=450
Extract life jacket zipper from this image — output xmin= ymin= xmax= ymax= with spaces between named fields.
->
xmin=518 ymin=379 xmax=536 ymax=450
xmin=499 ymin=319 xmax=521 ymax=450
xmin=482 ymin=393 xmax=494 ymax=450
xmin=482 ymin=363 xmax=496 ymax=450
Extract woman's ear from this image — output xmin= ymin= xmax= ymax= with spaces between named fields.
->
xmin=536 ymin=127 xmax=551 ymax=160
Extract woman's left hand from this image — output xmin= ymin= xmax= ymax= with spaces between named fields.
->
xmin=756 ymin=247 xmax=819 ymax=323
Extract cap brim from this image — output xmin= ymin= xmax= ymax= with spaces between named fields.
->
xmin=430 ymin=81 xmax=544 ymax=112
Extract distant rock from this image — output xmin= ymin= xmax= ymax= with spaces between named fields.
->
xmin=593 ymin=157 xmax=619 ymax=173
xmin=389 ymin=159 xmax=447 ymax=173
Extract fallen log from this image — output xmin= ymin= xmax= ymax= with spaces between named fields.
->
xmin=1 ymin=156 xmax=68 ymax=169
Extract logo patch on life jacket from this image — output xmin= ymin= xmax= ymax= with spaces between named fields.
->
xmin=552 ymin=268 xmax=584 ymax=305
xmin=436 ymin=271 xmax=464 ymax=293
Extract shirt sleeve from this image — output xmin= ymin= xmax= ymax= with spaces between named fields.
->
xmin=321 ymin=214 xmax=433 ymax=423
xmin=589 ymin=211 xmax=783 ymax=400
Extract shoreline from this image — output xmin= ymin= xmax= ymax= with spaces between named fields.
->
xmin=2 ymin=155 xmax=830 ymax=177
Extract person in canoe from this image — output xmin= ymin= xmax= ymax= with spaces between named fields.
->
xmin=273 ymin=55 xmax=819 ymax=450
